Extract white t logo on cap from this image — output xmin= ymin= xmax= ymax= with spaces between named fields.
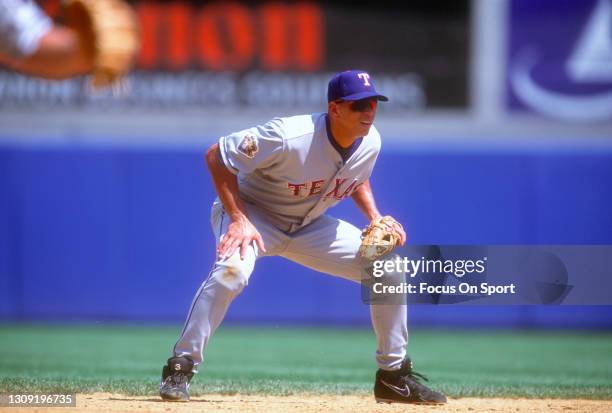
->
xmin=357 ymin=73 xmax=371 ymax=86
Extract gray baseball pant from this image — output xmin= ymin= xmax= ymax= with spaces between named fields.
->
xmin=173 ymin=199 xmax=408 ymax=372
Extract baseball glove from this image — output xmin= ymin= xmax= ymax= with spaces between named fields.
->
xmin=358 ymin=216 xmax=403 ymax=260
xmin=63 ymin=0 xmax=139 ymax=89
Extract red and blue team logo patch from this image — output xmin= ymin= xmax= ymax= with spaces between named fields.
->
xmin=238 ymin=134 xmax=259 ymax=159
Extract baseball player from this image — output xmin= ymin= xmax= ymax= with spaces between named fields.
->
xmin=159 ymin=70 xmax=447 ymax=405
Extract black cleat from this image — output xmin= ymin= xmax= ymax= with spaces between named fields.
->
xmin=160 ymin=356 xmax=194 ymax=402
xmin=374 ymin=357 xmax=447 ymax=405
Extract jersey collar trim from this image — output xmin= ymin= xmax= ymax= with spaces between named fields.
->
xmin=324 ymin=114 xmax=363 ymax=164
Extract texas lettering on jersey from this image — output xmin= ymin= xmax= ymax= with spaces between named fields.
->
xmin=287 ymin=178 xmax=359 ymax=200
xmin=218 ymin=112 xmax=380 ymax=231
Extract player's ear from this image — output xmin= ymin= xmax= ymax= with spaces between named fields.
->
xmin=328 ymin=101 xmax=340 ymax=118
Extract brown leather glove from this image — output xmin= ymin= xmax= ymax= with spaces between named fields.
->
xmin=358 ymin=215 xmax=403 ymax=260
xmin=64 ymin=0 xmax=139 ymax=89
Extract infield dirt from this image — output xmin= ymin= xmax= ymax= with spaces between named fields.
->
xmin=6 ymin=393 xmax=612 ymax=413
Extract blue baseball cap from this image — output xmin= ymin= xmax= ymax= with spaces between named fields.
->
xmin=327 ymin=70 xmax=389 ymax=102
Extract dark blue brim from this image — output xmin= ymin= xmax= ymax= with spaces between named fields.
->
xmin=338 ymin=91 xmax=389 ymax=102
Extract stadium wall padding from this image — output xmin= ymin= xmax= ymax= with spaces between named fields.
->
xmin=0 ymin=142 xmax=611 ymax=328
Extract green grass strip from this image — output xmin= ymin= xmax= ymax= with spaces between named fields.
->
xmin=0 ymin=324 xmax=610 ymax=399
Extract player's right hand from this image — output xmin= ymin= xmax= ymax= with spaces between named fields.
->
xmin=218 ymin=216 xmax=267 ymax=260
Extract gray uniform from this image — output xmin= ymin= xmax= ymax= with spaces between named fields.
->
xmin=173 ymin=112 xmax=408 ymax=371
xmin=0 ymin=0 xmax=52 ymax=57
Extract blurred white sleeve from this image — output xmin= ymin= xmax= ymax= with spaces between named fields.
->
xmin=0 ymin=0 xmax=53 ymax=58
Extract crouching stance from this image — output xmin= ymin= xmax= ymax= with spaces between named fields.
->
xmin=160 ymin=70 xmax=446 ymax=405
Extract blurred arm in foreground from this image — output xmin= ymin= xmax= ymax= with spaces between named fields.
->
xmin=0 ymin=0 xmax=93 ymax=79
xmin=0 ymin=0 xmax=139 ymax=89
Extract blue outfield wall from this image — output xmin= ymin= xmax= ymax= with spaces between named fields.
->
xmin=0 ymin=140 xmax=611 ymax=328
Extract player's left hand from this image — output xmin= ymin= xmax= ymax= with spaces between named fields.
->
xmin=358 ymin=215 xmax=406 ymax=261
xmin=371 ymin=214 xmax=406 ymax=246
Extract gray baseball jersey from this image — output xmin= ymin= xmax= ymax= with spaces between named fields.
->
xmin=218 ymin=112 xmax=381 ymax=232
xmin=0 ymin=0 xmax=52 ymax=57
xmin=171 ymin=112 xmax=408 ymax=373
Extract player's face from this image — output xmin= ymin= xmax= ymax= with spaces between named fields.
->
xmin=333 ymin=98 xmax=378 ymax=137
